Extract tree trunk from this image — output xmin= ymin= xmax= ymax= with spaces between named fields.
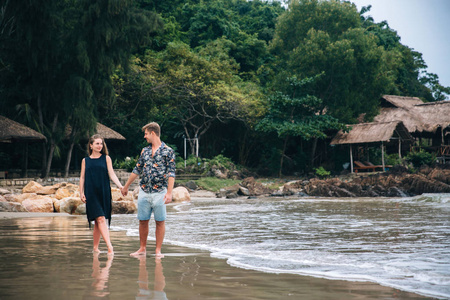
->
xmin=44 ymin=113 xmax=59 ymax=179
xmin=64 ymin=141 xmax=75 ymax=178
xmin=64 ymin=127 xmax=78 ymax=178
xmin=310 ymin=137 xmax=318 ymax=168
xmin=279 ymin=136 xmax=289 ymax=178
xmin=37 ymin=94 xmax=47 ymax=178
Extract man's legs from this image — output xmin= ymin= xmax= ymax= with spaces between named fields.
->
xmin=131 ymin=220 xmax=149 ymax=256
xmin=155 ymin=220 xmax=165 ymax=258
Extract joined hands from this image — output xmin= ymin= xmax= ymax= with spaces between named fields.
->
xmin=120 ymin=186 xmax=129 ymax=196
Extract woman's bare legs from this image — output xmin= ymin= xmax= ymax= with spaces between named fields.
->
xmin=93 ymin=221 xmax=101 ymax=253
xmin=94 ymin=216 xmax=114 ymax=255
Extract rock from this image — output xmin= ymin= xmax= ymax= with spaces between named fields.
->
xmin=238 ymin=186 xmax=250 ymax=196
xmin=36 ymin=183 xmax=62 ymax=195
xmin=111 ymin=188 xmax=133 ymax=202
xmin=0 ymin=195 xmax=6 ymax=202
xmin=216 ymin=189 xmax=227 ymax=198
xmin=4 ymin=193 xmax=37 ymax=204
xmin=0 ymin=188 xmax=10 ymax=195
xmin=75 ymin=203 xmax=86 ymax=215
xmin=0 ymin=202 xmax=28 ymax=212
xmin=53 ymin=199 xmax=61 ymax=212
xmin=55 ymin=184 xmax=79 ymax=200
xmin=387 ymin=187 xmax=407 ymax=197
xmin=240 ymin=177 xmax=272 ymax=196
xmin=225 ymin=192 xmax=238 ymax=199
xmin=271 ymin=190 xmax=284 ymax=197
xmin=59 ymin=197 xmax=84 ymax=215
xmin=22 ymin=181 xmax=43 ymax=193
xmin=112 ymin=201 xmax=137 ymax=214
xmin=172 ymin=187 xmax=191 ymax=202
xmin=184 ymin=180 xmax=198 ymax=191
xmin=22 ymin=196 xmax=54 ymax=212
xmin=427 ymin=168 xmax=450 ymax=185
xmin=213 ymin=168 xmax=228 ymax=179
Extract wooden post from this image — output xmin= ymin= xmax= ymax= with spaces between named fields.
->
xmin=398 ymin=139 xmax=402 ymax=159
xmin=381 ymin=142 xmax=385 ymax=171
xmin=350 ymin=145 xmax=354 ymax=173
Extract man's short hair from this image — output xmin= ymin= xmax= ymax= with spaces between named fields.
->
xmin=142 ymin=122 xmax=161 ymax=137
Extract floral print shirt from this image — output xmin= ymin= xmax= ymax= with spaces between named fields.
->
xmin=132 ymin=142 xmax=176 ymax=193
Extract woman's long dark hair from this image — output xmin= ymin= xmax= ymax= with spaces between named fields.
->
xmin=87 ymin=134 xmax=109 ymax=156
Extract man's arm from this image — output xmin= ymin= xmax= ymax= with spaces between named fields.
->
xmin=164 ymin=176 xmax=175 ymax=204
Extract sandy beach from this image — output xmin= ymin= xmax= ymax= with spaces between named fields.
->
xmin=0 ymin=211 xmax=436 ymax=300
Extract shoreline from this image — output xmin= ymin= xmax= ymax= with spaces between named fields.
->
xmin=0 ymin=211 xmax=437 ymax=299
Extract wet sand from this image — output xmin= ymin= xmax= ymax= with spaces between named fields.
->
xmin=0 ymin=212 xmax=436 ymax=300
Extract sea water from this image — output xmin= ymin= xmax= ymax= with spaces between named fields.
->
xmin=111 ymin=194 xmax=450 ymax=299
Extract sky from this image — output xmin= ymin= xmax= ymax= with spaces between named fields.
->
xmin=350 ymin=0 xmax=450 ymax=88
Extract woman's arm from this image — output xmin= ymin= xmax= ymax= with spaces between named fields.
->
xmin=79 ymin=158 xmax=86 ymax=203
xmin=106 ymin=155 xmax=123 ymax=190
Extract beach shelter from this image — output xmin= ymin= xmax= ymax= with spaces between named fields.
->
xmin=94 ymin=123 xmax=126 ymax=141
xmin=330 ymin=121 xmax=414 ymax=173
xmin=63 ymin=122 xmax=126 ymax=177
xmin=0 ymin=115 xmax=47 ymax=177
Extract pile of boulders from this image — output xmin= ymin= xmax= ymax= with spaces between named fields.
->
xmin=0 ymin=181 xmax=191 ymax=214
xmin=272 ymin=167 xmax=450 ymax=197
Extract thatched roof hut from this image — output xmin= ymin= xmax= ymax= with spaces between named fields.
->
xmin=330 ymin=121 xmax=413 ymax=145
xmin=0 ymin=115 xmax=46 ymax=143
xmin=375 ymin=96 xmax=450 ymax=135
xmin=65 ymin=122 xmax=126 ymax=141
xmin=95 ymin=123 xmax=126 ymax=141
xmin=381 ymin=95 xmax=423 ymax=108
xmin=331 ymin=121 xmax=413 ymax=173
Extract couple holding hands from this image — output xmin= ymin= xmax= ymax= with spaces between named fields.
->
xmin=79 ymin=122 xmax=176 ymax=257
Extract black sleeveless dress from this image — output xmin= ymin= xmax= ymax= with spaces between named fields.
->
xmin=84 ymin=155 xmax=112 ymax=227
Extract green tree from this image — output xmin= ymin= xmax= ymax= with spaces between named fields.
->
xmin=271 ymin=0 xmax=396 ymax=123
xmin=256 ymin=75 xmax=345 ymax=177
xmin=152 ymin=41 xmax=264 ymax=154
xmin=0 ymin=0 xmax=162 ymax=177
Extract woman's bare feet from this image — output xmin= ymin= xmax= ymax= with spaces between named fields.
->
xmin=107 ymin=247 xmax=114 ymax=256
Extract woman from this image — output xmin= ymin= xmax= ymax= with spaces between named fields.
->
xmin=79 ymin=134 xmax=123 ymax=255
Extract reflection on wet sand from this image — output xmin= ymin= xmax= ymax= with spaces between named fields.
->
xmin=136 ymin=256 xmax=167 ymax=300
xmin=85 ymin=253 xmax=113 ymax=299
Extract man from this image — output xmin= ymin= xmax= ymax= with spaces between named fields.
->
xmin=122 ymin=122 xmax=176 ymax=258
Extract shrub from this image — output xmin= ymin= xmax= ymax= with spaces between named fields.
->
xmin=385 ymin=153 xmax=404 ymax=166
xmin=113 ymin=156 xmax=138 ymax=172
xmin=177 ymin=154 xmax=239 ymax=175
xmin=405 ymin=149 xmax=435 ymax=168
xmin=315 ymin=166 xmax=330 ymax=178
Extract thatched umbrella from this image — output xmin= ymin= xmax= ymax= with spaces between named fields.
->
xmin=331 ymin=121 xmax=414 ymax=173
xmin=0 ymin=115 xmax=47 ymax=177
xmin=95 ymin=123 xmax=126 ymax=141
xmin=0 ymin=115 xmax=46 ymax=143
xmin=64 ymin=122 xmax=126 ymax=177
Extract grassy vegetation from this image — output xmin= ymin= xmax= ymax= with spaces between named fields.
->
xmin=195 ymin=177 xmax=241 ymax=192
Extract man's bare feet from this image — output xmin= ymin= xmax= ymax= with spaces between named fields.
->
xmin=93 ymin=248 xmax=101 ymax=253
xmin=107 ymin=247 xmax=114 ymax=256
xmin=155 ymin=252 xmax=164 ymax=258
xmin=130 ymin=249 xmax=146 ymax=257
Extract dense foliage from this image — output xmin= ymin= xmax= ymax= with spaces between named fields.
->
xmin=0 ymin=0 xmax=448 ymax=177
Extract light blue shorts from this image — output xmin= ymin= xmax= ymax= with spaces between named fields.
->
xmin=137 ymin=188 xmax=167 ymax=221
